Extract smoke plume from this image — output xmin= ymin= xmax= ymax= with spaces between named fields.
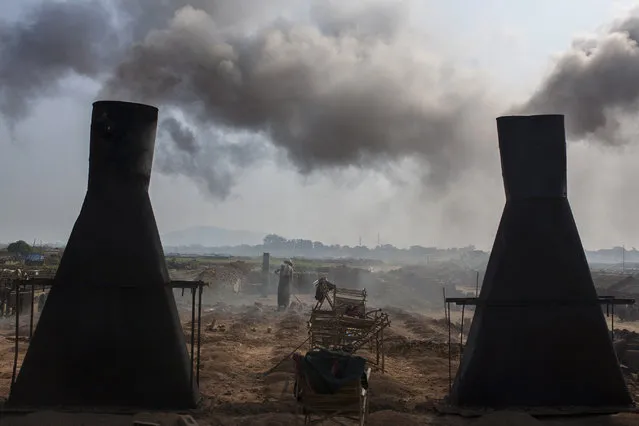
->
xmin=102 ymin=1 xmax=493 ymax=190
xmin=0 ymin=0 xmax=494 ymax=199
xmin=516 ymin=10 xmax=639 ymax=145
xmin=0 ymin=1 xmax=117 ymax=119
xmin=157 ymin=116 xmax=268 ymax=199
xmin=160 ymin=117 xmax=198 ymax=154
xmin=8 ymin=1 xmax=639 ymax=202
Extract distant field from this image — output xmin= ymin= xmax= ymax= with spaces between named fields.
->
xmin=164 ymin=255 xmax=374 ymax=271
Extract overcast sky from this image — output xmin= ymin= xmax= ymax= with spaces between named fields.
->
xmin=2 ymin=0 xmax=639 ymax=250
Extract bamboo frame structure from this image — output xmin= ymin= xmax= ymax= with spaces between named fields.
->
xmin=309 ymin=282 xmax=390 ymax=372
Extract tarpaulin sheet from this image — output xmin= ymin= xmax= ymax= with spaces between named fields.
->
xmin=296 ymin=349 xmax=367 ymax=394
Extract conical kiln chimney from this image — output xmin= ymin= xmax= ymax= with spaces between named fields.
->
xmin=8 ymin=101 xmax=197 ymax=409
xmin=449 ymin=114 xmax=632 ymax=408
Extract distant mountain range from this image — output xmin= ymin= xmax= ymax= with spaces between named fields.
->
xmin=161 ymin=226 xmax=266 ymax=248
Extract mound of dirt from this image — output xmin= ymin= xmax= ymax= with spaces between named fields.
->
xmin=229 ymin=260 xmax=252 ymax=274
xmin=237 ymin=305 xmax=265 ymax=325
xmin=368 ymin=376 xmax=408 ymax=396
xmin=198 ymin=265 xmax=248 ymax=294
xmin=274 ymin=313 xmax=304 ymax=340
xmin=386 ymin=337 xmax=459 ymax=358
xmin=378 ymin=265 xmax=466 ymax=296
xmin=200 ymin=350 xmax=237 ymax=376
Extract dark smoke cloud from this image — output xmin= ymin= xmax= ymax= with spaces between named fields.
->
xmin=114 ymin=0 xmax=289 ymax=42
xmin=0 ymin=1 xmax=118 ymax=120
xmin=160 ymin=117 xmax=198 ymax=153
xmin=516 ymin=10 xmax=639 ymax=145
xmin=102 ymin=1 xmax=490 ymax=189
xmin=0 ymin=0 xmax=493 ymax=198
xmin=311 ymin=0 xmax=407 ymax=40
xmin=157 ymin=116 xmax=268 ymax=199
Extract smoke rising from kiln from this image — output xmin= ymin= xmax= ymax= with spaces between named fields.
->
xmin=157 ymin=116 xmax=268 ymax=199
xmin=0 ymin=1 xmax=117 ymax=119
xmin=160 ymin=118 xmax=198 ymax=154
xmin=515 ymin=10 xmax=639 ymax=145
xmin=0 ymin=0 xmax=494 ymax=198
xmin=4 ymin=1 xmax=639 ymax=202
xmin=102 ymin=1 xmax=492 ymax=192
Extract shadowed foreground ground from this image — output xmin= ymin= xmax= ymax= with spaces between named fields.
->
xmin=0 ymin=294 xmax=637 ymax=425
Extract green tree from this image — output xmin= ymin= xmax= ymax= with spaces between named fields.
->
xmin=7 ymin=240 xmax=32 ymax=255
xmin=263 ymin=234 xmax=287 ymax=248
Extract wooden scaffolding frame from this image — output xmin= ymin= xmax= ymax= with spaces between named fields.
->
xmin=308 ymin=280 xmax=390 ymax=372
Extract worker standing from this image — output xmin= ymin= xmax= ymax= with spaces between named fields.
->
xmin=275 ymin=259 xmax=294 ymax=311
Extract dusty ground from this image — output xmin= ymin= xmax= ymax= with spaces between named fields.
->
xmin=0 ymin=294 xmax=638 ymax=425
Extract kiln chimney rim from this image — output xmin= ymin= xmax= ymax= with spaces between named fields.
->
xmin=497 ymin=114 xmax=564 ymax=121
xmin=93 ymin=100 xmax=159 ymax=113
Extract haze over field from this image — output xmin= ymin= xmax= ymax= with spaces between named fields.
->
xmin=3 ymin=0 xmax=639 ymax=250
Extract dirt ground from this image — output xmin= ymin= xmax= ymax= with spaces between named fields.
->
xmin=0 ymin=294 xmax=638 ymax=425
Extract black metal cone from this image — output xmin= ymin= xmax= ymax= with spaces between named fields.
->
xmin=8 ymin=101 xmax=198 ymax=409
xmin=449 ymin=115 xmax=632 ymax=408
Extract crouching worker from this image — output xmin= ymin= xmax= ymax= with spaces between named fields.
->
xmin=275 ymin=259 xmax=294 ymax=311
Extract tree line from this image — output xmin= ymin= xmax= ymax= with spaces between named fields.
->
xmin=165 ymin=233 xmax=487 ymax=266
